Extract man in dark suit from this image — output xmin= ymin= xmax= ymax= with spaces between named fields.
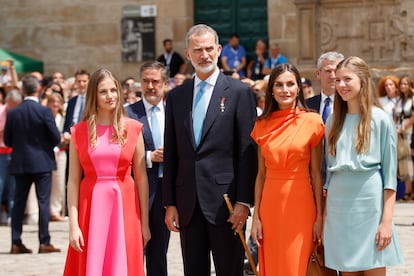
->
xmin=306 ymin=52 xmax=344 ymax=276
xmin=4 ymin=75 xmax=61 ymax=254
xmin=306 ymin=51 xmax=345 ymax=114
xmin=306 ymin=51 xmax=344 ymax=183
xmin=63 ymin=69 xmax=90 ymax=138
xmin=157 ymin=38 xmax=187 ymax=78
xmin=62 ymin=70 xmax=89 ymax=216
xmin=163 ymin=24 xmax=257 ymax=276
xmin=127 ymin=61 xmax=170 ymax=276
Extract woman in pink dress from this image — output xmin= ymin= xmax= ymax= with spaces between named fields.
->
xmin=63 ymin=68 xmax=150 ymax=276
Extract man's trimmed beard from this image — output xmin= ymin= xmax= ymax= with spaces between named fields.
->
xmin=190 ymin=57 xmax=218 ymax=75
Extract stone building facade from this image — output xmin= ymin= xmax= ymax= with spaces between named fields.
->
xmin=1 ymin=0 xmax=413 ymax=84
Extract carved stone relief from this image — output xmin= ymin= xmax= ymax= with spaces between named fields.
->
xmin=296 ymin=0 xmax=414 ymax=66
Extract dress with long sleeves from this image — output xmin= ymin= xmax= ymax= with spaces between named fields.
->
xmin=63 ymin=118 xmax=145 ymax=276
xmin=324 ymin=107 xmax=404 ymax=271
xmin=251 ymin=108 xmax=324 ymax=276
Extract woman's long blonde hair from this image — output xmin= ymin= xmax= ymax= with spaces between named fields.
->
xmin=81 ymin=68 xmax=126 ymax=148
xmin=328 ymin=56 xmax=381 ymax=156
xmin=47 ymin=92 xmax=65 ymax=116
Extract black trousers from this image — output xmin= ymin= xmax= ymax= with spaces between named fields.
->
xmin=179 ymin=200 xmax=245 ymax=276
xmin=146 ymin=178 xmax=170 ymax=276
xmin=12 ymin=172 xmax=52 ymax=245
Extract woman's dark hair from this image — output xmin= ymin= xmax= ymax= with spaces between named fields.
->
xmin=41 ymin=81 xmax=64 ymax=99
xmin=259 ymin=63 xmax=307 ymax=119
xmin=0 ymin=87 xmax=5 ymax=104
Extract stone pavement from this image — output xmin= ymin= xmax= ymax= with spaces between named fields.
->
xmin=0 ymin=203 xmax=413 ymax=275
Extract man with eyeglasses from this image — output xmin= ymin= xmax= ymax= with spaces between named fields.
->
xmin=126 ymin=61 xmax=170 ymax=276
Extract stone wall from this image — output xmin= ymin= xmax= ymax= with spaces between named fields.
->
xmin=294 ymin=0 xmax=414 ymax=91
xmin=0 ymin=0 xmax=193 ymax=80
xmin=0 ymin=0 xmax=413 ymax=85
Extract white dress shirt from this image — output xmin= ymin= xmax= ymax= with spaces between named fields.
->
xmin=319 ymin=92 xmax=335 ymax=116
xmin=192 ymin=68 xmax=220 ymax=117
xmin=73 ymin=94 xmax=85 ymax=124
xmin=143 ymin=98 xmax=165 ymax=168
xmin=24 ymin=96 xmax=39 ymax=103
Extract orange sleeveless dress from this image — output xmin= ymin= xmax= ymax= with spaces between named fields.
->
xmin=251 ymin=108 xmax=324 ymax=276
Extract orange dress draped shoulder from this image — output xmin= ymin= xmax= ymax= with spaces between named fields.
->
xmin=251 ymin=108 xmax=324 ymax=276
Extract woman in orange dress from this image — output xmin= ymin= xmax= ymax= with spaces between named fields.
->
xmin=250 ymin=63 xmax=324 ymax=275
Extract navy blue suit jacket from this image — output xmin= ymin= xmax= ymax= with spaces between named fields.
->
xmin=126 ymin=100 xmax=162 ymax=211
xmin=4 ymin=99 xmax=61 ymax=174
xmin=163 ymin=72 xmax=258 ymax=227
xmin=306 ymin=93 xmax=321 ymax=113
xmin=306 ymin=93 xmax=330 ymax=182
xmin=63 ymin=95 xmax=78 ymax=134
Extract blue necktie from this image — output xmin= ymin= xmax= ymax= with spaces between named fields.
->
xmin=193 ymin=81 xmax=207 ymax=146
xmin=77 ymin=96 xmax=85 ymax=122
xmin=322 ymin=97 xmax=331 ymax=123
xmin=151 ymin=105 xmax=163 ymax=177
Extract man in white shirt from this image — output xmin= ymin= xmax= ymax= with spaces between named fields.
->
xmin=62 ymin=70 xmax=90 ymax=142
xmin=306 ymin=51 xmax=344 ymax=182
xmin=306 ymin=51 xmax=345 ymax=117
xmin=126 ymin=61 xmax=170 ymax=276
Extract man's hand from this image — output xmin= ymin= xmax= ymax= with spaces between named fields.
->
xmin=227 ymin=203 xmax=249 ymax=232
xmin=151 ymin=146 xmax=164 ymax=163
xmin=165 ymin=206 xmax=180 ymax=232
xmin=63 ymin=132 xmax=71 ymax=144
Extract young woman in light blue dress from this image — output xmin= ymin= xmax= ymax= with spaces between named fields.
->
xmin=324 ymin=56 xmax=404 ymax=275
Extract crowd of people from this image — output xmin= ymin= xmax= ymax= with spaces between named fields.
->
xmin=0 ymin=23 xmax=409 ymax=275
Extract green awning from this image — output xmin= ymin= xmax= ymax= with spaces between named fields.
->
xmin=0 ymin=48 xmax=44 ymax=74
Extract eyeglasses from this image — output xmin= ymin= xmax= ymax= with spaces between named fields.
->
xmin=142 ymin=79 xmax=162 ymax=86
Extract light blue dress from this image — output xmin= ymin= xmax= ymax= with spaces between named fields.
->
xmin=324 ymin=107 xmax=404 ymax=271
